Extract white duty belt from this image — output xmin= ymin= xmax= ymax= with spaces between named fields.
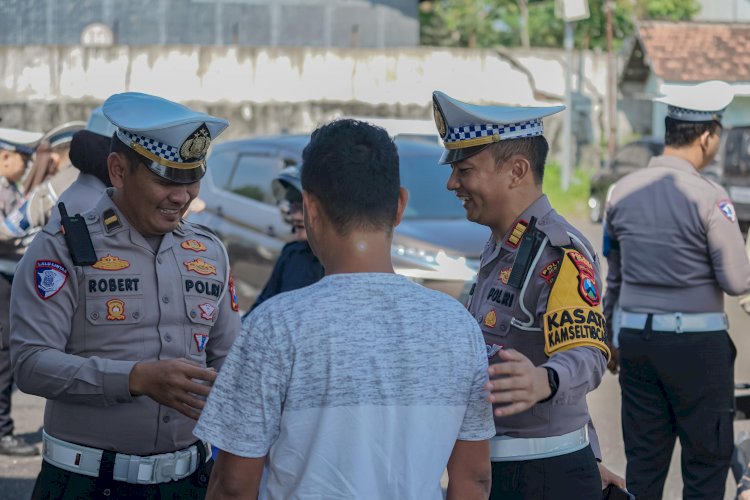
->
xmin=42 ymin=431 xmax=210 ymax=485
xmin=490 ymin=426 xmax=588 ymax=462
xmin=620 ymin=311 xmax=728 ymax=333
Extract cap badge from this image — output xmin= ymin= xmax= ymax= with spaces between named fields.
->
xmin=180 ymin=124 xmax=211 ymax=162
xmin=433 ymin=99 xmax=447 ymax=138
xmin=106 ymin=299 xmax=126 ymax=321
xmin=184 ymin=258 xmax=217 ymax=276
xmin=181 ymin=239 xmax=207 ymax=252
xmin=92 ymin=254 xmax=130 ymax=271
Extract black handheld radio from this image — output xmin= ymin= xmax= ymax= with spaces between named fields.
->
xmin=58 ymin=203 xmax=97 ymax=266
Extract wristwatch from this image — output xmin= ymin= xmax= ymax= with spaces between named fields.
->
xmin=540 ymin=367 xmax=559 ymax=403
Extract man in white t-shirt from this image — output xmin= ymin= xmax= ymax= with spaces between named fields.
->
xmin=194 ymin=118 xmax=495 ymax=499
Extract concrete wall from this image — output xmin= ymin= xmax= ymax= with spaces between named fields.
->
xmin=0 ymin=45 xmax=614 ymax=166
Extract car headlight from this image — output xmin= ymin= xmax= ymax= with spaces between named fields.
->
xmin=392 ymin=244 xmax=477 ymax=281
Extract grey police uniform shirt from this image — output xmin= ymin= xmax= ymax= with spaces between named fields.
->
xmin=468 ymin=195 xmax=608 ymax=446
xmin=0 ymin=176 xmax=22 ymax=220
xmin=10 ymin=190 xmax=241 ymax=456
xmin=603 ymin=155 xmax=750 ymax=323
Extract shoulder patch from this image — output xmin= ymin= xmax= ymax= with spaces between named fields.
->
xmin=229 ymin=274 xmax=239 ymax=312
xmin=718 ymin=199 xmax=737 ymax=222
xmin=35 ymin=260 xmax=69 ymax=300
xmin=543 ymin=249 xmax=610 ymax=360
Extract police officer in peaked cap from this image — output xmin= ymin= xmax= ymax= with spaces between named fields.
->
xmin=10 ymin=92 xmax=241 ymax=498
xmin=604 ymin=80 xmax=750 ymax=499
xmin=433 ymin=91 xmax=611 ymax=499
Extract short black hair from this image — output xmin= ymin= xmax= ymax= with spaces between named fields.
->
xmin=664 ymin=117 xmax=721 ymax=147
xmin=488 ymin=136 xmax=549 ymax=184
xmin=301 ymin=119 xmax=400 ymax=235
xmin=110 ymin=134 xmax=147 ymax=170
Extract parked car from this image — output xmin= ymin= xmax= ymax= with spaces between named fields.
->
xmin=189 ymin=134 xmax=488 ymax=311
xmin=588 ymin=127 xmax=750 ymax=231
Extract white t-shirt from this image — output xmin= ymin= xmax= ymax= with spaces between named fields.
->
xmin=194 ymin=273 xmax=495 ymax=500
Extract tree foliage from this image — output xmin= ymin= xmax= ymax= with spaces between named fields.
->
xmin=420 ymin=0 xmax=701 ymax=49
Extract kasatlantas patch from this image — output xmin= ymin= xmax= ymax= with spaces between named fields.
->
xmin=567 ymin=251 xmax=599 ymax=306
xmin=184 ymin=258 xmax=217 ymax=276
xmin=540 ymin=260 xmax=560 ymax=285
xmin=229 ymin=275 xmax=239 ymax=312
xmin=199 ymin=303 xmax=216 ymax=320
xmin=193 ymin=333 xmax=209 ymax=352
xmin=35 ymin=260 xmax=69 ymax=300
xmin=106 ymin=299 xmax=125 ymax=320
xmin=92 ymin=254 xmax=130 ymax=271
xmin=181 ymin=239 xmax=207 ymax=252
xmin=718 ymin=200 xmax=737 ymax=222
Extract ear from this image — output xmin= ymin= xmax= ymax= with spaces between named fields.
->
xmin=508 ymin=154 xmax=532 ymax=187
xmin=394 ymin=187 xmax=409 ymax=227
xmin=699 ymin=129 xmax=712 ymax=150
xmin=107 ymin=152 xmax=128 ymax=189
xmin=302 ymin=190 xmax=319 ymax=227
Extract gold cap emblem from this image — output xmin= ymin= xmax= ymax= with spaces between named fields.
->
xmin=433 ymin=99 xmax=447 ymax=138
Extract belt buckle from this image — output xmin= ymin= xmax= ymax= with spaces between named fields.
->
xmin=674 ymin=312 xmax=683 ymax=334
xmin=151 ymin=451 xmax=176 ymax=484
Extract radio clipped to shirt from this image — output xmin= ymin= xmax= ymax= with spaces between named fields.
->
xmin=58 ymin=202 xmax=97 ymax=266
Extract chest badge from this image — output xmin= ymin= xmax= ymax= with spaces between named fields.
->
xmin=486 ymin=344 xmax=503 ymax=359
xmin=92 ymin=254 xmax=130 ymax=271
xmin=184 ymin=258 xmax=217 ymax=276
xmin=181 ymin=239 xmax=207 ymax=252
xmin=484 ymin=309 xmax=497 ymax=328
xmin=199 ymin=303 xmax=216 ymax=321
xmin=540 ymin=259 xmax=560 ymax=285
xmin=193 ymin=333 xmax=209 ymax=352
xmin=106 ymin=299 xmax=126 ymax=321
xmin=499 ymin=267 xmax=511 ymax=284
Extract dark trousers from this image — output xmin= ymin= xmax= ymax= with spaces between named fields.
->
xmin=490 ymin=445 xmax=600 ymax=500
xmin=32 ymin=444 xmax=213 ymax=500
xmin=0 ymin=275 xmax=13 ymax=437
xmin=619 ymin=327 xmax=736 ymax=500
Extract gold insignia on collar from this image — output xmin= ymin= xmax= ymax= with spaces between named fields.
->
xmin=506 ymin=220 xmax=528 ymax=248
xmin=184 ymin=258 xmax=217 ymax=276
xmin=433 ymin=99 xmax=447 ymax=138
xmin=180 ymin=124 xmax=211 ymax=161
xmin=92 ymin=254 xmax=130 ymax=271
xmin=106 ymin=299 xmax=126 ymax=321
xmin=181 ymin=239 xmax=207 ymax=252
xmin=499 ymin=267 xmax=511 ymax=284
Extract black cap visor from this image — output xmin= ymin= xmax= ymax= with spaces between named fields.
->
xmin=439 ymin=143 xmax=493 ymax=165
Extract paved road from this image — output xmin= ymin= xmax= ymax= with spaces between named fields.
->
xmin=1 ymin=218 xmax=748 ymax=499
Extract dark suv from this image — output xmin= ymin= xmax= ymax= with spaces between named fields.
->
xmin=188 ymin=134 xmax=488 ymax=310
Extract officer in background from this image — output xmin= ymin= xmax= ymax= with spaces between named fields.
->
xmin=10 ymin=92 xmax=241 ymax=498
xmin=1 ymin=108 xmax=114 ymax=241
xmin=432 ymin=91 xmax=610 ymax=499
xmin=603 ymin=80 xmax=750 ymax=499
xmin=0 ymin=127 xmax=43 ymax=456
xmin=243 ymin=165 xmax=324 ymax=317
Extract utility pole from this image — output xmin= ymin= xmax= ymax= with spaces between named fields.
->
xmin=606 ymin=0 xmax=616 ymax=162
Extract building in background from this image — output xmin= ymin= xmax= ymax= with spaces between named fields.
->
xmin=695 ymin=0 xmax=750 ymax=22
xmin=0 ymin=0 xmax=418 ymax=48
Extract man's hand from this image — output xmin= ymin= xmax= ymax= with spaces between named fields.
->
xmin=597 ymin=462 xmax=625 ymax=490
xmin=129 ymin=359 xmax=217 ymax=420
xmin=485 ymin=349 xmax=551 ymax=417
xmin=607 ymin=344 xmax=620 ymax=375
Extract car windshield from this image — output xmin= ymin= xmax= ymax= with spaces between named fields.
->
xmin=400 ymin=154 xmax=467 ymax=220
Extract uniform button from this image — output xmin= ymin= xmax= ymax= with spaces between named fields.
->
xmin=133 ymin=311 xmax=140 ymax=319
xmin=90 ymin=312 xmax=99 ymax=320
xmin=162 ymin=416 xmax=170 ymax=423
xmin=86 ymin=214 xmax=97 ymax=222
xmin=162 ymin=296 xmax=169 ymax=304
xmin=190 ymin=310 xmax=197 ymax=318
xmin=499 ymin=321 xmax=509 ymax=331
xmin=164 ymin=334 xmax=172 ymax=342
xmin=102 ymin=488 xmax=111 ymax=497
xmin=477 ymin=315 xmax=483 ymax=323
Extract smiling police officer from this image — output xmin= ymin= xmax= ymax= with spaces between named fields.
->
xmin=433 ymin=91 xmax=611 ymax=499
xmin=10 ymin=92 xmax=240 ymax=499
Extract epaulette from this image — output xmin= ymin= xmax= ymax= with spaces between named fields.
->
xmin=535 ymin=216 xmax=572 ymax=247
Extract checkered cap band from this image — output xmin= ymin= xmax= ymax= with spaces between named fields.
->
xmin=667 ymin=105 xmax=722 ymax=121
xmin=116 ymin=129 xmax=182 ymax=163
xmin=445 ymin=119 xmax=543 ymax=143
